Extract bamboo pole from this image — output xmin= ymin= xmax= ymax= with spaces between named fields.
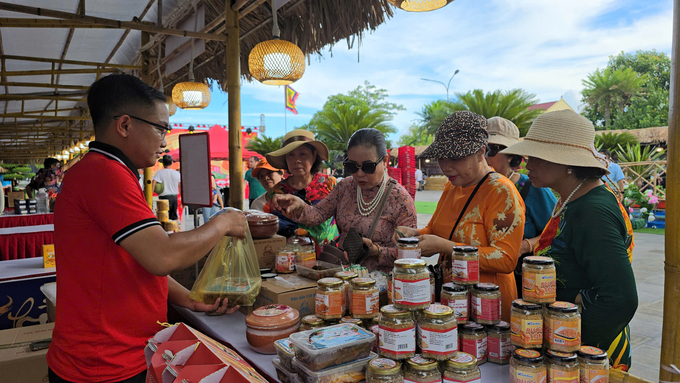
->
xmin=0 ymin=114 xmax=89 ymax=120
xmin=140 ymin=31 xmax=154 ymax=208
xmin=1 ymin=54 xmax=141 ymax=69
xmin=0 ymin=82 xmax=90 ymax=90
xmin=3 ymin=68 xmax=118 ymax=76
xmin=660 ymin=0 xmax=680 ymax=381
xmin=226 ymin=1 xmax=243 ymax=209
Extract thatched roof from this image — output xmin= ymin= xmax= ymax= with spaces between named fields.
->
xmin=595 ymin=127 xmax=668 ymax=144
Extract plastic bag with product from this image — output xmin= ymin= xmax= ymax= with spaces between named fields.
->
xmin=189 ymin=208 xmax=261 ymax=308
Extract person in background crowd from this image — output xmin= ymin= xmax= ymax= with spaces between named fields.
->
xmin=272 ymin=129 xmax=417 ymax=274
xmin=250 ymin=158 xmax=283 ymax=211
xmin=202 ymin=174 xmax=222 ymax=222
xmin=600 ymin=149 xmax=625 ymax=194
xmin=484 ymin=116 xmax=557 ymax=294
xmin=152 ymin=155 xmax=181 ymax=220
xmin=244 ymin=155 xmax=266 ymax=208
xmin=503 ymin=110 xmax=637 ymax=370
xmin=26 ymin=158 xmax=61 ymax=198
xmin=393 ymin=112 xmax=526 ymax=322
xmin=47 ymin=74 xmax=247 ymax=383
xmin=415 ymin=167 xmax=424 ymax=191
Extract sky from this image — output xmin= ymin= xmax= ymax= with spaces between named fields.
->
xmin=169 ymin=0 xmax=673 ymax=143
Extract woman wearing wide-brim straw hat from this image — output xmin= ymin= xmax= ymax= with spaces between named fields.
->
xmin=502 ymin=109 xmax=638 ymax=371
xmin=265 ymin=129 xmax=339 ymax=248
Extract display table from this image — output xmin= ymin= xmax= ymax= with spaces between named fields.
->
xmin=0 ymin=213 xmax=53 ymax=228
xmin=174 ymin=306 xmax=510 ymax=383
xmin=0 ymin=257 xmax=55 ymax=329
xmin=0 ymin=213 xmax=54 ymax=260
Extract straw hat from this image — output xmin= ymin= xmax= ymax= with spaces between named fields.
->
xmin=487 ymin=117 xmax=520 ymax=148
xmin=420 ymin=111 xmax=489 ymax=159
xmin=266 ymin=129 xmax=329 ymax=170
xmin=501 ymin=110 xmax=607 ymax=170
xmin=251 ymin=158 xmax=281 ymax=178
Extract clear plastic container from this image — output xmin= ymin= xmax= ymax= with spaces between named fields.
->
xmin=274 ymin=338 xmax=296 ymax=371
xmin=273 ymin=356 xmax=299 ymax=383
xmin=289 ymin=324 xmax=375 ymax=371
xmin=296 ymin=260 xmax=344 ymax=280
xmin=452 ymin=245 xmax=479 ymax=285
xmin=292 ymin=351 xmax=377 ymax=383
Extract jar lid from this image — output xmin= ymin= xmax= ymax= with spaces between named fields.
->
xmin=397 ymin=237 xmax=419 ymax=245
xmin=461 ymin=322 xmax=485 ymax=333
xmin=380 ymin=304 xmax=412 ymax=318
xmin=260 ymin=268 xmax=272 ymax=274
xmin=318 ymin=277 xmax=343 ymax=288
xmin=546 ymin=350 xmax=577 ymax=363
xmin=547 ymin=301 xmax=579 ymax=313
xmin=341 ymin=317 xmax=362 ymax=325
xmin=301 ymin=315 xmax=324 ymax=326
xmin=577 ymin=346 xmax=607 ymax=361
xmin=406 ymin=354 xmax=438 ymax=370
xmin=512 ymin=348 xmax=543 ymax=363
xmin=351 ymin=277 xmax=376 ymax=287
xmin=245 ymin=211 xmax=279 ymax=224
xmin=422 ymin=304 xmax=454 ymax=318
xmin=287 ymin=235 xmax=312 ymax=246
xmin=453 ymin=245 xmax=478 ymax=253
xmin=511 ymin=299 xmax=542 ymax=311
xmin=261 ymin=273 xmax=277 ymax=279
xmin=367 ymin=358 xmax=402 ymax=375
xmin=245 ymin=304 xmax=299 ymax=330
xmin=335 ymin=271 xmax=358 ymax=280
xmin=523 ymin=255 xmax=555 ymax=265
xmin=474 ymin=282 xmax=499 ymax=292
xmin=394 ymin=258 xmax=426 ymax=269
xmin=277 ymin=248 xmax=295 ymax=255
xmin=446 ymin=352 xmax=477 ymax=369
xmin=442 ymin=283 xmax=467 ymax=293
xmin=492 ymin=321 xmax=510 ymax=331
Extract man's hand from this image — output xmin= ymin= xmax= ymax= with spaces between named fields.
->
xmin=192 ymin=297 xmax=240 ymax=316
xmin=212 ymin=208 xmax=248 ymax=238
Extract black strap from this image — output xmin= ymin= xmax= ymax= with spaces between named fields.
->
xmin=520 ymin=180 xmax=532 ymax=201
xmin=367 ymin=179 xmax=396 ymax=240
xmin=448 ymin=172 xmax=494 ymax=241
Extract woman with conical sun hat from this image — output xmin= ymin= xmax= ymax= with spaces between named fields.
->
xmin=502 ymin=109 xmax=637 ymax=371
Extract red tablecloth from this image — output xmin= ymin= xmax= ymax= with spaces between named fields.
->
xmin=0 ymin=231 xmax=54 ymax=261
xmin=0 ymin=213 xmax=53 ymax=228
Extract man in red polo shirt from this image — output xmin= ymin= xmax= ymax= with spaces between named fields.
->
xmin=46 ymin=74 xmax=247 ymax=383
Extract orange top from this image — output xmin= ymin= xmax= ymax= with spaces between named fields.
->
xmin=420 ymin=173 xmax=525 ymax=322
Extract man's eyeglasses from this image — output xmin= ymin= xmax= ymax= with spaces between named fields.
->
xmin=114 ymin=114 xmax=170 ymax=139
xmin=343 ymin=159 xmax=382 ymax=175
xmin=486 ymin=144 xmax=505 ymax=157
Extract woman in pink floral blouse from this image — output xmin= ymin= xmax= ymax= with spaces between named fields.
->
xmin=272 ymin=129 xmax=417 ymax=273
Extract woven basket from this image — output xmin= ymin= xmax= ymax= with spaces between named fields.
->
xmin=424 ymin=175 xmax=448 ymax=190
xmin=609 ymin=369 xmax=654 ymax=383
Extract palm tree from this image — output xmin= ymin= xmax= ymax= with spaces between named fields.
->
xmin=446 ymin=89 xmax=543 ymax=136
xmin=582 ymin=68 xmax=620 ymax=128
xmin=614 ymin=67 xmax=647 ymax=117
xmin=310 ymin=104 xmax=396 ymax=152
xmin=246 ymin=135 xmax=282 ymax=156
xmin=594 ymin=132 xmax=639 ymax=153
xmin=416 ymin=100 xmax=455 ymax=141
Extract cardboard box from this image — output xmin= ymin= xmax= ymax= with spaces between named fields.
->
xmin=6 ymin=191 xmax=24 ymax=208
xmin=240 ymin=275 xmax=316 ymax=317
xmin=170 ymin=255 xmax=208 ymax=290
xmin=0 ymin=323 xmax=54 ymax=383
xmin=42 ymin=244 xmax=55 ymax=268
xmin=252 ymin=234 xmax=286 ymax=269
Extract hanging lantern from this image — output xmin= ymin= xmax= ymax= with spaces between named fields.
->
xmin=171 ymin=4 xmax=211 ymax=110
xmin=388 ymin=0 xmax=453 ymax=12
xmin=166 ymin=100 xmax=177 ymax=116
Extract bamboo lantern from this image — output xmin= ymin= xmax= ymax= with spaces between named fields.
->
xmin=166 ymin=100 xmax=177 ymax=116
xmin=248 ymin=38 xmax=305 ymax=85
xmin=388 ymin=0 xmax=454 ymax=12
xmin=172 ymin=81 xmax=211 ymax=110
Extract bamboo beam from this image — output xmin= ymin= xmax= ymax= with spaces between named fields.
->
xmin=105 ymin=0 xmax=156 ymax=63
xmin=240 ymin=0 xmax=267 ymax=18
xmin=0 ymin=2 xmax=227 ymax=42
xmin=1 ymin=54 xmax=140 ymax=69
xmin=3 ymin=68 xmax=118 ymax=76
xmin=0 ymin=114 xmax=89 ymax=120
xmin=157 ymin=14 xmax=227 ymax=70
xmin=0 ymin=19 xmax=109 ymax=29
xmin=0 ymin=82 xmax=90 ymax=90
xmin=226 ymin=1 xmax=243 ymax=209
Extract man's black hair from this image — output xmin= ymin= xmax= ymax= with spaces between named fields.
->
xmin=162 ymin=155 xmax=173 ymax=167
xmin=87 ymin=73 xmax=166 ymax=136
xmin=44 ymin=158 xmax=60 ymax=168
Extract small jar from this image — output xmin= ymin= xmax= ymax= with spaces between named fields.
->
xmin=578 ymin=346 xmax=609 ymax=382
xmin=452 ymin=245 xmax=479 ymax=285
xmin=245 ymin=211 xmax=279 ymax=239
xmin=459 ymin=322 xmax=487 ymax=364
xmin=546 ymin=350 xmax=579 ymax=383
xmin=404 ymin=355 xmax=441 ymax=383
xmin=544 ymin=301 xmax=581 ymax=352
xmin=295 ymin=244 xmax=316 ymax=268
xmin=487 ymin=321 xmax=512 ymax=365
xmin=315 ymin=277 xmax=344 ymax=320
xmin=335 ymin=270 xmax=358 ymax=315
xmin=522 ymin=256 xmax=556 ymax=304
xmin=397 ymin=237 xmax=422 ymax=259
xmin=441 ymin=283 xmax=469 ymax=324
xmin=276 ymin=248 xmax=296 ymax=274
xmin=350 ymin=277 xmax=380 ymax=318
xmin=510 ymin=299 xmax=543 ymax=349
xmin=417 ymin=304 xmax=458 ymax=360
xmin=443 ymin=352 xmax=481 ymax=383
xmin=379 ymin=305 xmax=416 ymax=360
xmin=299 ymin=315 xmax=324 ymax=331
xmin=366 ymin=358 xmax=403 ymax=383
xmin=510 ymin=349 xmax=547 ymax=383
xmin=392 ymin=259 xmax=431 ymax=311
xmin=245 ymin=304 xmax=300 ymax=354
xmin=371 ymin=324 xmax=381 ymax=353
xmin=471 ymin=283 xmax=501 ymax=325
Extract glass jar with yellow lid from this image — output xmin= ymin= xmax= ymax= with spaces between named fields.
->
xmin=335 ymin=270 xmax=358 ymax=315
xmin=300 ymin=315 xmax=324 ymax=331
xmin=443 ymin=351 xmax=481 ymax=382
xmin=416 ymin=304 xmax=458 ymax=360
xmin=350 ymin=277 xmax=380 ymax=318
xmin=315 ymin=277 xmax=344 ymax=320
xmin=379 ymin=305 xmax=415 ymax=360
xmin=393 ymin=258 xmax=431 ymax=311
xmin=366 ymin=357 xmax=403 ymax=383
xmin=404 ymin=355 xmax=441 ymax=383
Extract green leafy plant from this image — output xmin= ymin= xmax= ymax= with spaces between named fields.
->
xmin=615 ymin=143 xmax=665 ymax=178
xmin=310 ymin=104 xmax=396 ymax=152
xmin=246 ymin=135 xmax=282 ymax=156
xmin=594 ymin=132 xmax=639 ymax=153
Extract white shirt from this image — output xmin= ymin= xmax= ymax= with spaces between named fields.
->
xmin=152 ymin=168 xmax=181 ymax=196
xmin=415 ymin=168 xmax=423 ymax=182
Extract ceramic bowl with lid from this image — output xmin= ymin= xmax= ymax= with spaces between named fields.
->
xmin=245 ymin=210 xmax=279 ymax=239
xmin=245 ymin=304 xmax=300 ymax=354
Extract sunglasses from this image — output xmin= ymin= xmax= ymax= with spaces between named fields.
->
xmin=486 ymin=144 xmax=506 ymax=157
xmin=344 ymin=159 xmax=382 ymax=175
xmin=114 ymin=114 xmax=171 ymax=139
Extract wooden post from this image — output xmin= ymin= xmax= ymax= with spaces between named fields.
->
xmin=140 ymin=31 xmax=154 ymax=208
xmin=225 ymin=1 xmax=243 ymax=209
xmin=660 ymin=0 xmax=680 ymax=381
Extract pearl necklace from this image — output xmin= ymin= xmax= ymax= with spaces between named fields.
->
xmin=357 ymin=173 xmax=389 ymax=217
xmin=551 ymin=179 xmax=586 ymax=218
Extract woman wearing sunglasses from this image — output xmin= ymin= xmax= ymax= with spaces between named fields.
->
xmin=393 ymin=111 xmax=525 ymax=322
xmin=271 ymin=128 xmax=417 ymax=273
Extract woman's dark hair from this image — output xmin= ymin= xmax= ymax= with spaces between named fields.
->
xmin=571 ymin=166 xmax=608 ymax=180
xmin=347 ymin=128 xmax=387 ymax=159
xmin=283 ymin=143 xmax=323 ymax=174
xmin=509 ymin=155 xmax=523 ymax=168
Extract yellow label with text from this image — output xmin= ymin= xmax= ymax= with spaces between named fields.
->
xmin=548 ymin=368 xmax=579 ymax=382
xmin=43 ymin=244 xmax=55 ymax=268
xmin=523 ymin=270 xmax=556 ymax=299
xmin=511 ymin=316 xmax=543 ymax=346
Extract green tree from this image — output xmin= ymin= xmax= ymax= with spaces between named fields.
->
xmin=416 ymin=100 xmax=455 ymax=140
xmin=447 ymin=89 xmax=543 ymax=136
xmin=594 ymin=132 xmax=639 ymax=153
xmin=581 ymin=68 xmax=620 ymax=128
xmin=398 ymin=124 xmax=435 ymax=146
xmin=246 ymin=135 xmax=282 ymax=156
xmin=323 ymin=81 xmax=406 ymax=118
xmin=311 ymin=104 xmax=396 ymax=152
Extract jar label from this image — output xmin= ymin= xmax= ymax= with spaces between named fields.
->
xmin=523 ymin=269 xmax=557 ymax=299
xmin=546 ymin=318 xmax=581 ymax=348
xmin=253 ymin=304 xmax=290 ymax=317
xmin=549 ymin=368 xmax=579 ymax=382
xmin=405 ymin=379 xmax=441 ymax=383
xmin=393 ymin=277 xmax=431 ymax=305
xmin=276 ymin=253 xmax=295 ymax=272
xmin=487 ymin=336 xmax=512 ymax=360
xmin=510 ymin=316 xmax=543 ymax=346
xmin=369 ymin=358 xmax=397 ymax=369
xmin=351 ymin=290 xmax=379 ymax=315
xmin=379 ymin=325 xmax=416 ymax=354
xmin=452 ymin=259 xmax=479 ymax=282
xmin=513 ymin=368 xmax=547 ymax=383
xmin=315 ymin=291 xmax=343 ymax=317
xmin=580 ymin=367 xmax=608 ymax=383
xmin=472 ymin=296 xmax=500 ymax=322
xmin=398 ymin=247 xmax=422 ymax=259
xmin=308 ymin=324 xmax=372 ymax=348
xmin=443 ymin=378 xmax=481 ymax=383
xmin=461 ymin=337 xmax=487 ymax=361
xmin=418 ymin=325 xmax=458 ymax=355
xmin=445 ymin=298 xmax=469 ymax=322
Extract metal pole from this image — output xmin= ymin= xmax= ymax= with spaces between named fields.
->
xmin=226 ymin=1 xmax=243 ymax=210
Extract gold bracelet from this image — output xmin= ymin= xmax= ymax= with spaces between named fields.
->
xmin=524 ymin=238 xmax=533 ymax=253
